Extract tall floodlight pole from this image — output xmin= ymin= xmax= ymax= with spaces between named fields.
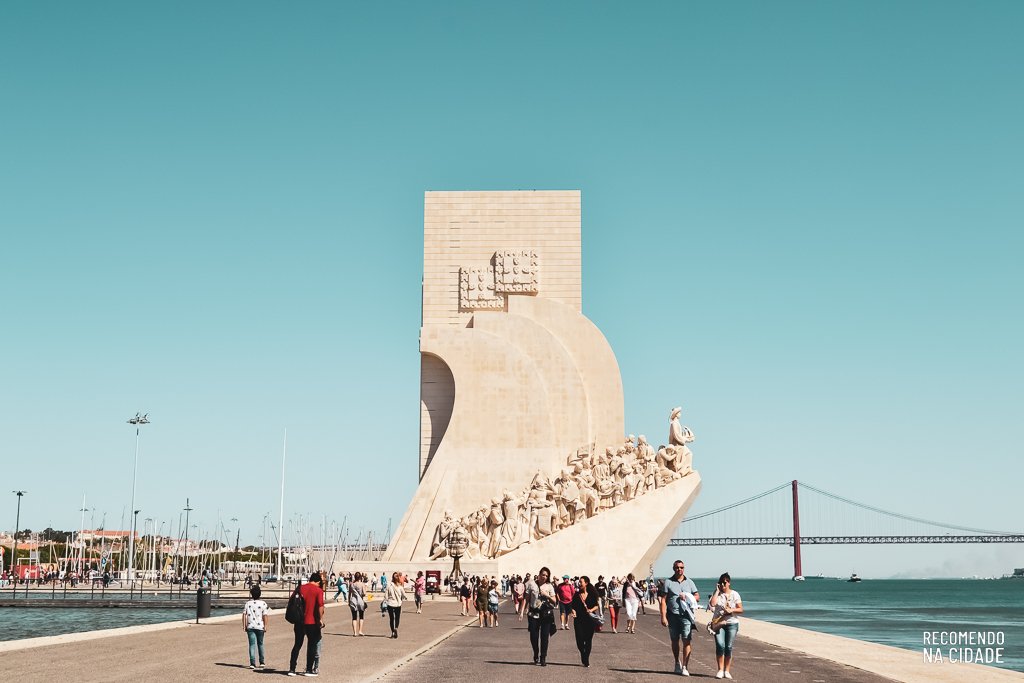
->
xmin=131 ymin=509 xmax=140 ymax=584
xmin=126 ymin=413 xmax=150 ymax=583
xmin=10 ymin=491 xmax=26 ymax=574
xmin=277 ymin=430 xmax=287 ymax=580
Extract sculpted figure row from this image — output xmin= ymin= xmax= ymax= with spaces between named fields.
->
xmin=429 ymin=407 xmax=696 ymax=561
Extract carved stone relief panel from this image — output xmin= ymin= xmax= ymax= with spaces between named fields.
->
xmin=459 ymin=266 xmax=504 ymax=310
xmin=494 ymin=250 xmax=539 ymax=294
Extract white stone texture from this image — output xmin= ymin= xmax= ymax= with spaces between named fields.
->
xmin=385 ymin=190 xmax=699 ymax=577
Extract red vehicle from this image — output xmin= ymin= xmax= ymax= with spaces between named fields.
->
xmin=425 ymin=570 xmax=441 ymax=595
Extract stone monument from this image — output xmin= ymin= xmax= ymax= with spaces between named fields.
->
xmin=381 ymin=191 xmax=702 ymax=577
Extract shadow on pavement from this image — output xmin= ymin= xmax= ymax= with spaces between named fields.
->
xmin=609 ymin=667 xmax=697 ymax=676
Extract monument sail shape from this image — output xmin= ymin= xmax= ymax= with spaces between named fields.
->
xmin=382 ymin=190 xmax=702 ymax=577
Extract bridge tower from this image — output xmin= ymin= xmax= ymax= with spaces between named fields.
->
xmin=792 ymin=480 xmax=802 ymax=579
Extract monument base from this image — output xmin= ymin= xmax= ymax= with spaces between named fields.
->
xmin=331 ymin=472 xmax=701 ymax=581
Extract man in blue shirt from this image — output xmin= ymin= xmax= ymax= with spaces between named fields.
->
xmin=660 ymin=560 xmax=700 ymax=676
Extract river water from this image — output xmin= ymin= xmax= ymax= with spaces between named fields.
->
xmin=1 ymin=578 xmax=1022 ymax=672
xmin=690 ymin=577 xmax=1024 ymax=673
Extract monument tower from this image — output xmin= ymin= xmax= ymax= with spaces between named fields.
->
xmin=382 ymin=191 xmax=701 ymax=576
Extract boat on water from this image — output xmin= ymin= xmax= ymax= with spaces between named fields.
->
xmin=805 ymin=573 xmax=832 ymax=580
xmin=1000 ymin=568 xmax=1024 ymax=580
xmin=848 ymin=573 xmax=862 ymax=583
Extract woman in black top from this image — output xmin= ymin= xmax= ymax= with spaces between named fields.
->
xmin=570 ymin=575 xmax=601 ymax=667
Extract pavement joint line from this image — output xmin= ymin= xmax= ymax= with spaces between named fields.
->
xmin=372 ymin=612 xmax=480 ymax=680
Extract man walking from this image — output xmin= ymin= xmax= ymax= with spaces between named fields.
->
xmin=289 ymin=571 xmax=326 ymax=677
xmin=660 ymin=560 xmax=700 ymax=676
xmin=594 ymin=575 xmax=607 ymax=618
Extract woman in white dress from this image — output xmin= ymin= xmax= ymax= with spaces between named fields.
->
xmin=622 ymin=573 xmax=642 ymax=634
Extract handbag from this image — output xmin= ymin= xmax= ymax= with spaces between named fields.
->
xmin=588 ymin=611 xmax=605 ymax=626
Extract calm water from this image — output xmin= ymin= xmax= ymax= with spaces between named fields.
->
xmin=0 ymin=607 xmax=196 ymax=641
xmin=2 ymin=579 xmax=1022 ymax=672
xmin=689 ymin=577 xmax=1024 ymax=673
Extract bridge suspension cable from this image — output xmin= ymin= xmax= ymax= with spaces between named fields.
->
xmin=797 ymin=481 xmax=1017 ymax=536
xmin=675 ymin=481 xmax=791 ymax=523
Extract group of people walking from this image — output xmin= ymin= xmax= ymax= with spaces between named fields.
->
xmin=240 ymin=568 xmax=426 ymax=676
xmin=520 ymin=560 xmax=743 ymax=678
xmin=240 ymin=561 xmax=743 ymax=678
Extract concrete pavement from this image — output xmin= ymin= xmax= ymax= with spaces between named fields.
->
xmin=3 ymin=595 xmax=1021 ymax=682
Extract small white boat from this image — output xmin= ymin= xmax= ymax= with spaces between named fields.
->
xmin=847 ymin=573 xmax=862 ymax=583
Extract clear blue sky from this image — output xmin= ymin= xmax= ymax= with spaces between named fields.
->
xmin=2 ymin=1 xmax=1021 ymax=578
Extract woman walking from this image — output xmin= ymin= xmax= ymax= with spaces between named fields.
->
xmin=526 ymin=567 xmax=558 ymax=666
xmin=475 ymin=578 xmax=490 ymax=627
xmin=622 ymin=573 xmax=642 ymax=634
xmin=385 ymin=572 xmax=407 ymax=638
xmin=459 ymin=578 xmax=472 ymax=616
xmin=607 ymin=577 xmax=622 ymax=633
xmin=709 ymin=573 xmax=743 ymax=679
xmin=241 ymin=585 xmax=270 ymax=670
xmin=413 ymin=571 xmax=426 ymax=614
xmin=513 ymin=574 xmax=527 ymax=620
xmin=570 ymin=575 xmax=600 ymax=667
xmin=348 ymin=572 xmax=368 ymax=637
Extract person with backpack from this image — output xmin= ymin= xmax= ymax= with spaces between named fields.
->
xmin=287 ymin=572 xmax=325 ymax=677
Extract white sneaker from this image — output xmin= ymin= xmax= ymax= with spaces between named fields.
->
xmin=724 ymin=673 xmax=732 ymax=680
xmin=716 ymin=671 xmax=725 ymax=679
xmin=682 ymin=667 xmax=690 ymax=676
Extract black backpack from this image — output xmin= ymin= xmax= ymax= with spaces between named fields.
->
xmin=285 ymin=586 xmax=306 ymax=625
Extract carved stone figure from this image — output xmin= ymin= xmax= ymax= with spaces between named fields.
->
xmin=643 ymin=453 xmax=659 ymax=492
xmin=669 ymin=407 xmax=695 ymax=448
xmin=485 ymin=497 xmax=505 ymax=557
xmin=430 ymin=510 xmax=455 ymax=559
xmin=637 ymin=435 xmax=654 ymax=462
xmin=432 ymin=412 xmax=698 ymax=561
xmin=527 ymin=480 xmax=556 ymax=541
xmin=553 ymin=468 xmax=579 ymax=529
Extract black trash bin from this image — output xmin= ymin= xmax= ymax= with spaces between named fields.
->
xmin=196 ymin=587 xmax=212 ymax=621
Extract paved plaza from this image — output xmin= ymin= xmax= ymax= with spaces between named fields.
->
xmin=381 ymin=603 xmax=890 ymax=683
xmin=2 ymin=598 xmax=903 ymax=683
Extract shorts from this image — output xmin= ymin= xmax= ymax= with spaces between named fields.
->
xmin=667 ymin=612 xmax=693 ymax=641
xmin=488 ymin=603 xmax=499 ymax=614
xmin=350 ymin=606 xmax=365 ymax=619
xmin=559 ymin=602 xmax=572 ymax=616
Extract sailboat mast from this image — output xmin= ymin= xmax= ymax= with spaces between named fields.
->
xmin=277 ymin=430 xmax=286 ymax=579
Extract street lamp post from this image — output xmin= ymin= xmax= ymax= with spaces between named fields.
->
xmin=131 ymin=509 xmax=140 ymax=585
xmin=126 ymin=413 xmax=149 ymax=584
xmin=10 ymin=491 xmax=26 ymax=577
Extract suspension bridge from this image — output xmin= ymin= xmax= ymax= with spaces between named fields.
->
xmin=670 ymin=480 xmax=1024 ymax=578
